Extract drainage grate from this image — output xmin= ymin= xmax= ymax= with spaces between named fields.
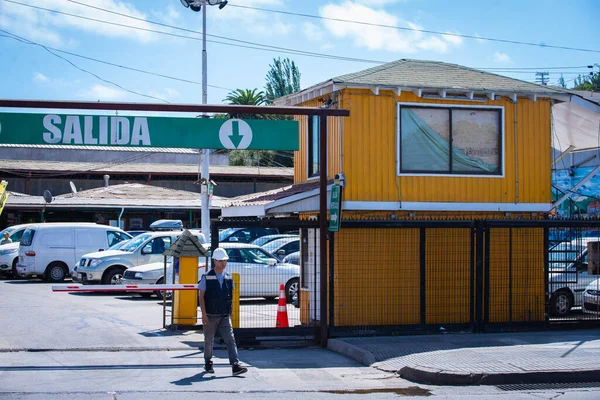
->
xmin=497 ymin=382 xmax=600 ymax=391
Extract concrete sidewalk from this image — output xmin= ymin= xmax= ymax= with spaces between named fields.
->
xmin=327 ymin=329 xmax=600 ymax=385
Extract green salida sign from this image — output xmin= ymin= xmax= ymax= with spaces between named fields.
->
xmin=0 ymin=112 xmax=299 ymax=150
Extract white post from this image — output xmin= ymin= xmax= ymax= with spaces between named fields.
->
xmin=200 ymin=2 xmax=210 ymax=240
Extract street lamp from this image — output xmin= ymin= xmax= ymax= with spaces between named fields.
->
xmin=180 ymin=0 xmax=228 ymax=241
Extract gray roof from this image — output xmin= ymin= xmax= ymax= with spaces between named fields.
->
xmin=0 ymin=159 xmax=293 ymax=178
xmin=330 ymin=59 xmax=565 ymax=95
xmin=5 ymin=183 xmax=228 ymax=209
xmin=571 ymin=90 xmax=600 ymax=105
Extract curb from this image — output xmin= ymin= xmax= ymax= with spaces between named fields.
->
xmin=399 ymin=366 xmax=600 ymax=386
xmin=327 ymin=339 xmax=376 ymax=366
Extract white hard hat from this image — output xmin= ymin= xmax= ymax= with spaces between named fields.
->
xmin=212 ymin=247 xmax=229 ymax=261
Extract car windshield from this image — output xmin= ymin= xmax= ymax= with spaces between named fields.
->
xmin=108 ymin=239 xmax=130 ymax=251
xmin=263 ymin=238 xmax=296 ymax=253
xmin=242 ymin=248 xmax=278 ymax=264
xmin=218 ymin=228 xmax=238 ymax=241
xmin=548 ymin=244 xmax=584 ymax=270
xmin=0 ymin=227 xmax=16 ymax=236
xmin=120 ymin=233 xmax=153 ymax=252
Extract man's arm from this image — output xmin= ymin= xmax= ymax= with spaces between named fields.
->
xmin=198 ymin=289 xmax=208 ymax=325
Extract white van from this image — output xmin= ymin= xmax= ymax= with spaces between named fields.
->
xmin=16 ymin=223 xmax=131 ymax=282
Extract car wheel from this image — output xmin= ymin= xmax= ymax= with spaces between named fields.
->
xmin=550 ymin=290 xmax=572 ymax=316
xmin=11 ymin=258 xmax=21 ymax=280
xmin=102 ymin=268 xmax=125 ymax=285
xmin=154 ymin=278 xmax=172 ymax=300
xmin=46 ymin=262 xmax=67 ymax=283
xmin=285 ymin=278 xmax=299 ymax=303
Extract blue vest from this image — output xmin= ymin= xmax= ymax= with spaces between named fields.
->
xmin=204 ymin=269 xmax=233 ymax=315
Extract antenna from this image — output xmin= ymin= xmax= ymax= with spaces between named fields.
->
xmin=43 ymin=190 xmax=53 ymax=204
xmin=69 ymin=181 xmax=78 ymax=196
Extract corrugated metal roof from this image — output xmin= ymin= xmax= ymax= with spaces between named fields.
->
xmin=225 ymin=179 xmax=330 ymax=207
xmin=328 ymin=59 xmax=565 ymax=94
xmin=5 ymin=184 xmax=228 ymax=209
xmin=0 ymin=144 xmax=199 ymax=154
xmin=0 ymin=159 xmax=293 ymax=178
xmin=276 ymin=59 xmax=570 ymax=106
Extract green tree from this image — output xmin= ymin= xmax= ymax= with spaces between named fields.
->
xmin=558 ymin=74 xmax=566 ymax=88
xmin=223 ymin=88 xmax=266 ymax=119
xmin=264 ymin=57 xmax=301 ymax=104
xmin=573 ymin=73 xmax=600 ymax=92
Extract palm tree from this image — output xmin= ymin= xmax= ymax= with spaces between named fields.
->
xmin=224 ymin=88 xmax=266 ymax=106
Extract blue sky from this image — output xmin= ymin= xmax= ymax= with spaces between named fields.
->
xmin=0 ymin=0 xmax=598 ymax=106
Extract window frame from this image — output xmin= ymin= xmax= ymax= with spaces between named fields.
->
xmin=397 ymin=102 xmax=504 ymax=177
xmin=307 ymin=115 xmax=323 ymax=180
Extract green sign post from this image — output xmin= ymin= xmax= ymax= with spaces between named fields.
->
xmin=329 ymin=184 xmax=341 ymax=232
xmin=0 ymin=112 xmax=299 ymax=150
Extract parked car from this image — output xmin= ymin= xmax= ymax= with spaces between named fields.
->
xmin=548 ymin=238 xmax=600 ymax=316
xmin=75 ymin=230 xmax=204 ymax=285
xmin=122 ymin=242 xmax=299 ymax=302
xmin=70 ymin=238 xmax=131 ymax=278
xmin=17 ymin=223 xmax=131 ymax=282
xmin=127 ymin=230 xmax=147 ymax=237
xmin=282 ymin=251 xmax=300 ymax=266
xmin=250 ymin=234 xmax=298 ymax=247
xmin=0 ymin=223 xmax=33 ymax=277
xmin=218 ymin=228 xmax=279 ymax=243
xmin=582 ymin=278 xmax=600 ymax=315
xmin=262 ymin=237 xmax=300 ymax=261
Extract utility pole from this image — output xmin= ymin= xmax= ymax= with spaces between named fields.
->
xmin=180 ymin=0 xmax=228 ymax=241
xmin=535 ymin=71 xmax=550 ymax=86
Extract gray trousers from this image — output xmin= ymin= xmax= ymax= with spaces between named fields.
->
xmin=203 ymin=314 xmax=239 ymax=365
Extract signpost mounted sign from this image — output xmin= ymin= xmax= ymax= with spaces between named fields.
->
xmin=328 ymin=183 xmax=341 ymax=232
xmin=0 ymin=112 xmax=299 ymax=150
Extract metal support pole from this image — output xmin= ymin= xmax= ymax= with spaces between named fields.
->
xmin=200 ymin=2 xmax=210 ymax=240
xmin=319 ymin=114 xmax=328 ymax=347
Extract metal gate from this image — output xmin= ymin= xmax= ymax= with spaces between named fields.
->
xmin=211 ymin=218 xmax=320 ymax=340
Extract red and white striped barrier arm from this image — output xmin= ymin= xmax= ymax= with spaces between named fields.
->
xmin=52 ymin=284 xmax=198 ymax=292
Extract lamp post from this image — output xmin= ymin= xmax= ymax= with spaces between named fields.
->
xmin=180 ymin=0 xmax=228 ymax=241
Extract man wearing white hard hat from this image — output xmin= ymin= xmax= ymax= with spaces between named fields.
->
xmin=198 ymin=247 xmax=247 ymax=376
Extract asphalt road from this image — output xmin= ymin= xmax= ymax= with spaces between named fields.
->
xmin=1 ymin=278 xmax=599 ymax=399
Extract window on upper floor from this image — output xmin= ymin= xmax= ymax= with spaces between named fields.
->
xmin=307 ymin=115 xmax=323 ymax=178
xmin=397 ymin=104 xmax=503 ymax=176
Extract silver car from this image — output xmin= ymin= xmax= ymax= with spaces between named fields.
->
xmin=76 ymin=231 xmax=181 ymax=285
xmin=122 ymin=243 xmax=300 ymax=302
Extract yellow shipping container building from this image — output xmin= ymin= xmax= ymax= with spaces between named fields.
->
xmin=224 ymin=59 xmax=586 ymax=330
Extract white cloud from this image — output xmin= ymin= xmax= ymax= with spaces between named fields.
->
xmin=319 ymin=1 xmax=462 ymax=54
xmin=442 ymin=32 xmax=463 ymax=45
xmin=493 ymin=51 xmax=512 ymax=64
xmin=33 ymin=72 xmax=49 ymax=84
xmin=303 ymin=22 xmax=324 ymax=41
xmin=149 ymin=87 xmax=180 ymax=102
xmin=80 ymin=84 xmax=127 ymax=100
xmin=210 ymin=0 xmax=292 ymax=37
xmin=355 ymin=0 xmax=405 ymax=6
xmin=0 ymin=0 xmax=159 ymax=47
xmin=152 ymin=4 xmax=181 ymax=26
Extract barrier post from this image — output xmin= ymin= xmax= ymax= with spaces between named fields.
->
xmin=232 ymin=273 xmax=240 ymax=328
xmin=173 ymin=255 xmax=199 ymax=325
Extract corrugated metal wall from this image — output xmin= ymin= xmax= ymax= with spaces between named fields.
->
xmin=295 ymin=89 xmax=552 ymax=205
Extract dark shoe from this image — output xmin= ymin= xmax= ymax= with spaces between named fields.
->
xmin=204 ymin=360 xmax=214 ymax=373
xmin=232 ymin=363 xmax=247 ymax=376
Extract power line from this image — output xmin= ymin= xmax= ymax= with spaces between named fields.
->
xmin=0 ymin=29 xmax=170 ymax=103
xmin=5 ymin=0 xmax=386 ymax=65
xmin=227 ymin=3 xmax=600 ymax=54
xmin=0 ymin=32 xmax=232 ymax=90
xmin=6 ymin=0 xmax=597 ymax=72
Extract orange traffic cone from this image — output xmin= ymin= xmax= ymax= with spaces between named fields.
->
xmin=275 ymin=284 xmax=289 ymax=328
